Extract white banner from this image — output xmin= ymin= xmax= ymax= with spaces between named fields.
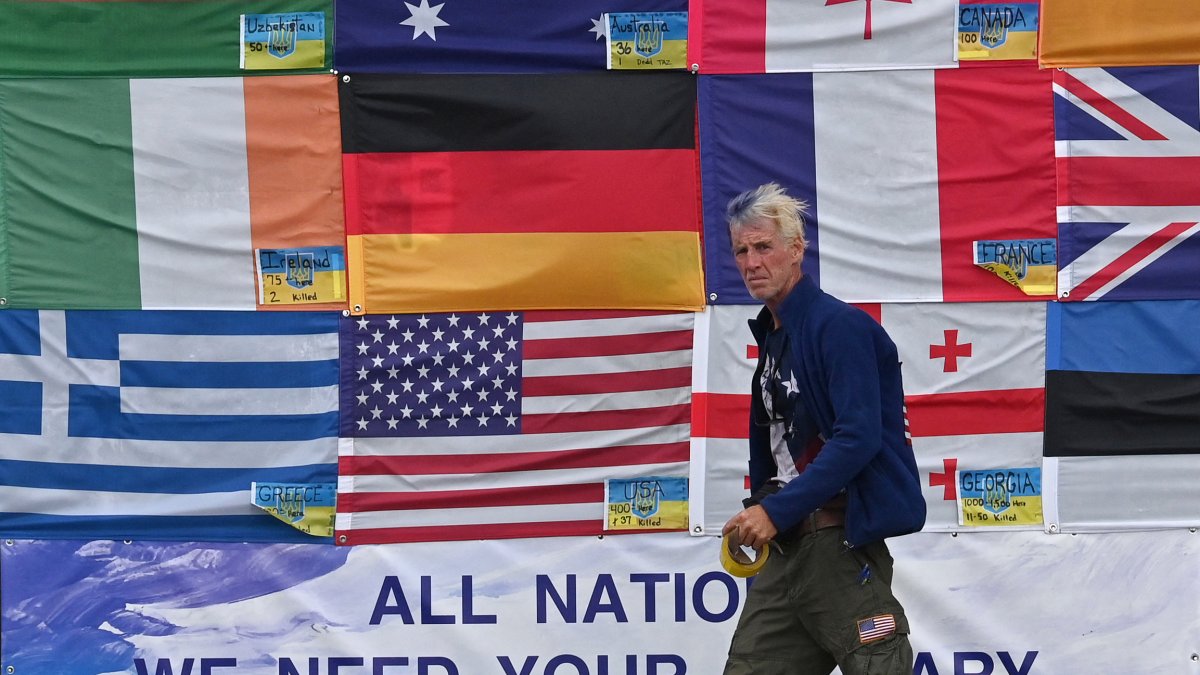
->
xmin=3 ymin=531 xmax=1196 ymax=674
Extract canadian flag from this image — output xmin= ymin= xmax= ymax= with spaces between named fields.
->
xmin=690 ymin=301 xmax=1045 ymax=533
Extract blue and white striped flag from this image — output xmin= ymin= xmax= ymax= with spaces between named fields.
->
xmin=0 ymin=310 xmax=339 ymax=542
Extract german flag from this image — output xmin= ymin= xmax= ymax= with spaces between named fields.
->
xmin=339 ymin=71 xmax=704 ymax=313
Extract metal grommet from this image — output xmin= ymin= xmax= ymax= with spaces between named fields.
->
xmin=708 ymin=292 xmax=718 ymax=302
xmin=353 ymin=304 xmax=363 ymax=313
xmin=338 ymin=535 xmax=348 ymax=544
xmin=342 ymin=74 xmax=351 ymax=83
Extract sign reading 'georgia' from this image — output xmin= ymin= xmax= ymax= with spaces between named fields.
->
xmin=957 ymin=468 xmax=1042 ymax=527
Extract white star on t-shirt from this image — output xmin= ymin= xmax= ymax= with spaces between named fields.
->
xmin=401 ymin=0 xmax=449 ymax=41
xmin=782 ymin=372 xmax=799 ymax=396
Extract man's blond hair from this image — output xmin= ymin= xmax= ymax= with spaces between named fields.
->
xmin=726 ymin=182 xmax=809 ymax=249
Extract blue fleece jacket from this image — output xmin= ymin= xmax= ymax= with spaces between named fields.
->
xmin=748 ymin=275 xmax=926 ymax=547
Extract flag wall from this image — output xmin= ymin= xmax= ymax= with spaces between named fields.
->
xmin=1045 ymin=301 xmax=1200 ymax=531
xmin=0 ymin=0 xmax=333 ymax=77
xmin=699 ymin=64 xmax=1057 ymax=304
xmin=692 ymin=0 xmax=958 ymax=74
xmin=689 ymin=302 xmax=1044 ymax=533
xmin=0 ymin=75 xmax=346 ymax=311
xmin=1040 ymin=0 xmax=1200 ymax=68
xmin=1054 ymin=66 xmax=1200 ymax=301
xmin=0 ymin=310 xmax=340 ymax=542
xmin=336 ymin=310 xmax=693 ymax=544
xmin=339 ymin=71 xmax=704 ymax=313
xmin=336 ymin=0 xmax=686 ymax=73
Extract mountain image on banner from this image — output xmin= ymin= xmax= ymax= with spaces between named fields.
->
xmin=336 ymin=0 xmax=686 ymax=73
xmin=0 ymin=0 xmax=333 ymax=77
xmin=1045 ymin=301 xmax=1200 ymax=531
xmin=339 ymin=72 xmax=703 ymax=313
xmin=699 ymin=64 xmax=1056 ymax=304
xmin=689 ymin=302 xmax=1044 ymax=533
xmin=1054 ymin=66 xmax=1200 ymax=302
xmin=336 ymin=310 xmax=693 ymax=544
xmin=694 ymin=0 xmax=958 ymax=74
xmin=0 ymin=310 xmax=340 ymax=542
xmin=0 ymin=76 xmax=346 ymax=311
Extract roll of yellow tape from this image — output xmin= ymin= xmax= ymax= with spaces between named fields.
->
xmin=720 ymin=532 xmax=769 ymax=577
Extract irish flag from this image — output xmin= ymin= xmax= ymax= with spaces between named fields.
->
xmin=0 ymin=75 xmax=345 ymax=310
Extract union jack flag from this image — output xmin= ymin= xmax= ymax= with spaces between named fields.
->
xmin=1054 ymin=66 xmax=1200 ymax=301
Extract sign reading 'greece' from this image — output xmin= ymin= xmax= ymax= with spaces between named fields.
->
xmin=251 ymin=482 xmax=336 ymax=536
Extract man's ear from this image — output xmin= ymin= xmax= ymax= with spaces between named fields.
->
xmin=790 ymin=239 xmax=805 ymax=264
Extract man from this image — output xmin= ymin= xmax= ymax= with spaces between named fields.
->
xmin=722 ymin=182 xmax=926 ymax=675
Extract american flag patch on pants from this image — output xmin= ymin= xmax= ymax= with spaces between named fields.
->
xmin=857 ymin=614 xmax=897 ymax=643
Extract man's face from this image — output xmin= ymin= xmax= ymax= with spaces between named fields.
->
xmin=731 ymin=218 xmax=804 ymax=305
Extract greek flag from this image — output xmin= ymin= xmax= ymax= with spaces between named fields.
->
xmin=0 ymin=310 xmax=339 ymax=542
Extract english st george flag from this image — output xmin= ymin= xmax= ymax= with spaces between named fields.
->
xmin=0 ymin=310 xmax=339 ymax=542
xmin=1045 ymin=300 xmax=1200 ymax=531
xmin=339 ymin=72 xmax=704 ymax=313
xmin=1054 ymin=66 xmax=1200 ymax=301
xmin=0 ymin=75 xmax=345 ymax=310
xmin=336 ymin=310 xmax=693 ymax=544
xmin=700 ymin=64 xmax=1056 ymax=304
xmin=690 ymin=302 xmax=1044 ymax=532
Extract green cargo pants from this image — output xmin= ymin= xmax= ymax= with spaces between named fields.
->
xmin=723 ymin=527 xmax=913 ymax=675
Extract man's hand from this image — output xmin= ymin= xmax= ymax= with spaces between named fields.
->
xmin=722 ymin=505 xmax=778 ymax=549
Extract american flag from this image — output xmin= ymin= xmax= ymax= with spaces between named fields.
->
xmin=336 ymin=310 xmax=693 ymax=544
xmin=1054 ymin=66 xmax=1200 ymax=301
xmin=857 ymin=614 xmax=897 ymax=643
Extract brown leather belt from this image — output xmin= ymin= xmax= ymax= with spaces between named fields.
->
xmin=797 ymin=508 xmax=846 ymax=536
